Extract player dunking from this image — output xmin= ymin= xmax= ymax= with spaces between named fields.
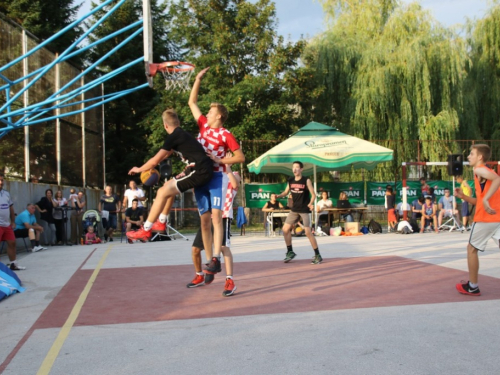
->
xmin=454 ymin=144 xmax=500 ymax=296
xmin=187 ymin=167 xmax=240 ymax=296
xmin=276 ymin=161 xmax=323 ymax=264
xmin=188 ymin=67 xmax=245 ymax=277
xmin=127 ymin=109 xmax=213 ymax=241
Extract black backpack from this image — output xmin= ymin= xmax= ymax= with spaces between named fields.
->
xmin=409 ymin=218 xmax=420 ymax=233
xmin=368 ymin=219 xmax=383 ymax=234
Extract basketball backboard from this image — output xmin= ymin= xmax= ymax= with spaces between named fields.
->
xmin=143 ymin=0 xmax=154 ymax=88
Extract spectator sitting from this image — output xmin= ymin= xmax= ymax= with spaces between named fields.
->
xmin=262 ymin=193 xmax=285 ymax=232
xmin=395 ymin=200 xmax=412 ymax=221
xmin=420 ymin=196 xmax=439 ymax=233
xmin=125 ymin=199 xmax=145 ymax=234
xmin=338 ymin=191 xmax=353 ymax=222
xmin=85 ymin=226 xmax=100 ymax=245
xmin=35 ymin=189 xmax=56 ymax=246
xmin=411 ymin=196 xmax=425 ymax=221
xmin=438 ymin=188 xmax=460 ymax=228
xmin=122 ymin=180 xmax=146 ymax=210
xmin=14 ymin=203 xmax=45 ymax=252
xmin=316 ymin=191 xmax=333 ymax=227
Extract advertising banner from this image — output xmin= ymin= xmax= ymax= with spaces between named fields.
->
xmin=317 ymin=182 xmax=364 ymax=204
xmin=244 ymin=183 xmax=287 ymax=208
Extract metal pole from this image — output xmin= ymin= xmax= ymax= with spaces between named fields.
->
xmin=81 ymin=73 xmax=86 ymax=187
xmin=55 ymin=54 xmax=61 ymax=185
xmin=22 ymin=30 xmax=30 ymax=182
xmin=102 ymin=83 xmax=106 ymax=188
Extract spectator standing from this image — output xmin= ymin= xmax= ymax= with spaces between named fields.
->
xmin=122 ymin=180 xmax=146 ymax=209
xmin=420 ymin=177 xmax=430 ymax=197
xmin=385 ymin=186 xmax=397 ymax=232
xmin=0 ymin=173 xmax=26 ymax=271
xmin=99 ymin=185 xmax=120 ymax=242
xmin=52 ymin=190 xmax=68 ymax=245
xmin=70 ymin=190 xmax=86 ymax=245
xmin=456 ymin=175 xmax=472 ymax=229
xmin=14 ymin=203 xmax=45 ymax=252
xmin=35 ymin=189 xmax=56 ymax=246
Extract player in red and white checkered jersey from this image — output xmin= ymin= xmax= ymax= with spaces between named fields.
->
xmin=188 ymin=67 xmax=245 ymax=279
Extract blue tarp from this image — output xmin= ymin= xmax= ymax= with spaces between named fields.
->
xmin=0 ymin=262 xmax=25 ymax=301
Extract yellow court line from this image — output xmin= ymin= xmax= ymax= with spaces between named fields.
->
xmin=37 ymin=245 xmax=113 ymax=375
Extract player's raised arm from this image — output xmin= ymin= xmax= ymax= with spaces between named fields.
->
xmin=188 ymin=67 xmax=210 ymax=121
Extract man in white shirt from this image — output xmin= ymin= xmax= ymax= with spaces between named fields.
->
xmin=123 ymin=180 xmax=146 ymax=209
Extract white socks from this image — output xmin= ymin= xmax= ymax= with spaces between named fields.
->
xmin=144 ymin=221 xmax=153 ymax=231
xmin=159 ymin=214 xmax=168 ymax=224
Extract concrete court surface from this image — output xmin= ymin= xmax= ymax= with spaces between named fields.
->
xmin=1 ymin=230 xmax=500 ymax=375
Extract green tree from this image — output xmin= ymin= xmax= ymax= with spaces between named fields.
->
xmin=86 ymin=0 xmax=179 ymax=184
xmin=305 ymin=0 xmax=469 ymax=180
xmin=0 ymin=0 xmax=82 ymax=59
xmin=461 ymin=2 xmax=500 ymax=157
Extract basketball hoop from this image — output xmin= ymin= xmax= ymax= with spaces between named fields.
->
xmin=148 ymin=61 xmax=195 ymax=91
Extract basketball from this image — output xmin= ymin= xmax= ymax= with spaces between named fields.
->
xmin=140 ymin=169 xmax=160 ymax=186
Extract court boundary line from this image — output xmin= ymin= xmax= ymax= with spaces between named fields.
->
xmin=0 ymin=247 xmax=101 ymax=374
xmin=36 ymin=244 xmax=113 ymax=375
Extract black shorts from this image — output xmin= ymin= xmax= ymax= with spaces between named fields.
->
xmin=175 ymin=163 xmax=213 ymax=193
xmin=192 ymin=218 xmax=231 ymax=249
xmin=15 ymin=228 xmax=30 ymax=238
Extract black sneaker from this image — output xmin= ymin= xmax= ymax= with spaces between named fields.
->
xmin=311 ymin=254 xmax=323 ymax=264
xmin=456 ymin=281 xmax=481 ymax=296
xmin=10 ymin=263 xmax=26 ymax=271
xmin=284 ymin=251 xmax=297 ymax=263
xmin=204 ymin=272 xmax=215 ymax=285
xmin=109 ymin=237 xmax=114 ymax=242
xmin=205 ymin=257 xmax=222 ymax=273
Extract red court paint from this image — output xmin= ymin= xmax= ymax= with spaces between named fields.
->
xmin=33 ymin=256 xmax=500 ymax=328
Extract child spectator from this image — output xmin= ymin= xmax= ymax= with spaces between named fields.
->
xmin=85 ymin=226 xmax=99 ymax=245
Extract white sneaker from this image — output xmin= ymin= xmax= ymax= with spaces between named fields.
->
xmin=32 ymin=245 xmax=43 ymax=252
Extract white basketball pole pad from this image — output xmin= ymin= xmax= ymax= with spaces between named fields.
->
xmin=143 ymin=0 xmax=153 ymax=87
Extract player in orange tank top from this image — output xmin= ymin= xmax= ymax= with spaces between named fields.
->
xmin=454 ymin=144 xmax=500 ymax=296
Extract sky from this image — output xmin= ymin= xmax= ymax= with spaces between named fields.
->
xmin=78 ymin=0 xmax=489 ymax=42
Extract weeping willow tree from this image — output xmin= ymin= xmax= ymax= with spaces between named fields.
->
xmin=461 ymin=2 xmax=500 ymax=161
xmin=303 ymin=0 xmax=469 ymax=181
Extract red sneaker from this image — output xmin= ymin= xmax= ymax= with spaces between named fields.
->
xmin=127 ymin=227 xmax=152 ymax=242
xmin=151 ymin=220 xmax=166 ymax=232
xmin=222 ymin=278 xmax=237 ymax=297
xmin=186 ymin=274 xmax=205 ymax=288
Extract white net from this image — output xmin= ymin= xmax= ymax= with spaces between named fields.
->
xmin=159 ymin=62 xmax=195 ymax=92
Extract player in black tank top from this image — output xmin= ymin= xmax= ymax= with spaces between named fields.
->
xmin=276 ymin=161 xmax=322 ymax=264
